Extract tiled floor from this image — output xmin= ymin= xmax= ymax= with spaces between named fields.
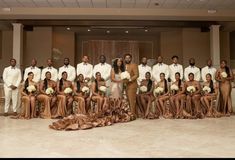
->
xmin=1 ymin=115 xmax=235 ymax=158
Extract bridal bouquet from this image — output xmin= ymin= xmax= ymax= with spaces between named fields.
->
xmin=153 ymin=87 xmax=164 ymax=96
xmin=170 ymin=84 xmax=179 ymax=95
xmin=202 ymin=86 xmax=211 ymax=93
xmin=45 ymin=87 xmax=54 ymax=95
xmin=139 ymin=86 xmax=147 ymax=93
xmin=99 ymin=86 xmax=107 ymax=93
xmin=81 ymin=86 xmax=90 ymax=93
xmin=27 ymin=85 xmax=36 ymax=93
xmin=221 ymin=72 xmax=227 ymax=78
xmin=120 ymin=71 xmax=131 ymax=80
xmin=187 ymin=86 xmax=196 ymax=94
xmin=64 ymin=87 xmax=73 ymax=94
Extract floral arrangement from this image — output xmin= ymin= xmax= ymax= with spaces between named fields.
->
xmin=99 ymin=86 xmax=107 ymax=93
xmin=81 ymin=86 xmax=90 ymax=93
xmin=64 ymin=87 xmax=73 ymax=94
xmin=120 ymin=71 xmax=131 ymax=80
xmin=221 ymin=72 xmax=227 ymax=78
xmin=139 ymin=86 xmax=147 ymax=93
xmin=45 ymin=87 xmax=54 ymax=95
xmin=187 ymin=86 xmax=196 ymax=93
xmin=170 ymin=84 xmax=179 ymax=91
xmin=153 ymin=87 xmax=164 ymax=96
xmin=202 ymin=86 xmax=211 ymax=93
xmin=27 ymin=85 xmax=36 ymax=93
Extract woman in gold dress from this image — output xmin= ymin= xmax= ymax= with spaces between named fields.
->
xmin=215 ymin=60 xmax=234 ymax=116
xmin=200 ymin=73 xmax=221 ymax=118
xmin=185 ymin=73 xmax=203 ymax=118
xmin=53 ymin=71 xmax=74 ymax=118
xmin=20 ymin=72 xmax=38 ymax=119
xmin=37 ymin=71 xmax=57 ymax=119
xmin=136 ymin=72 xmax=155 ymax=118
xmin=91 ymin=72 xmax=109 ymax=114
xmin=74 ymin=74 xmax=91 ymax=114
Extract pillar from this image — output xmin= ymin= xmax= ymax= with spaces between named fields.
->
xmin=210 ymin=25 xmax=220 ymax=68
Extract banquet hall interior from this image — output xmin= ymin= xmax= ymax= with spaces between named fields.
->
xmin=0 ymin=0 xmax=235 ymax=158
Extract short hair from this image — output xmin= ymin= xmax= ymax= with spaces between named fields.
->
xmin=124 ymin=53 xmax=132 ymax=58
xmin=172 ymin=55 xmax=179 ymax=59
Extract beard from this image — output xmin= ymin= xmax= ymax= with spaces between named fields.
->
xmin=190 ymin=63 xmax=195 ymax=66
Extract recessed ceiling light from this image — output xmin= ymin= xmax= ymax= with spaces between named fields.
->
xmin=2 ymin=8 xmax=11 ymax=12
xmin=87 ymin=29 xmax=91 ymax=32
xmin=208 ymin=9 xmax=217 ymax=14
xmin=145 ymin=29 xmax=148 ymax=32
xmin=125 ymin=30 xmax=129 ymax=33
xmin=106 ymin=30 xmax=110 ymax=33
xmin=66 ymin=27 xmax=71 ymax=30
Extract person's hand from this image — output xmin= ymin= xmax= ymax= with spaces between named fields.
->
xmin=85 ymin=77 xmax=90 ymax=81
xmin=10 ymin=85 xmax=17 ymax=90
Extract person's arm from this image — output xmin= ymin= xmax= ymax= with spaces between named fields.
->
xmin=226 ymin=69 xmax=234 ymax=81
xmin=103 ymin=65 xmax=111 ymax=81
xmin=165 ymin=65 xmax=170 ymax=80
xmin=184 ymin=68 xmax=188 ymax=82
xmin=14 ymin=69 xmax=22 ymax=88
xmin=194 ymin=81 xmax=201 ymax=95
xmin=111 ymin=69 xmax=121 ymax=83
xmin=201 ymin=68 xmax=206 ymax=82
xmin=91 ymin=82 xmax=99 ymax=96
xmin=39 ymin=81 xmax=46 ymax=95
xmin=21 ymin=83 xmax=28 ymax=96
xmin=58 ymin=68 xmax=62 ymax=81
xmin=35 ymin=68 xmax=41 ymax=83
xmin=53 ymin=68 xmax=58 ymax=82
xmin=92 ymin=65 xmax=97 ymax=80
xmin=2 ymin=68 xmax=11 ymax=87
xmin=129 ymin=64 xmax=139 ymax=82
xmin=86 ymin=65 xmax=93 ymax=80
xmin=180 ymin=65 xmax=184 ymax=80
xmin=56 ymin=81 xmax=64 ymax=95
xmin=215 ymin=70 xmax=222 ymax=82
xmin=195 ymin=68 xmax=201 ymax=82
xmin=41 ymin=69 xmax=45 ymax=82
xmin=70 ymin=67 xmax=76 ymax=82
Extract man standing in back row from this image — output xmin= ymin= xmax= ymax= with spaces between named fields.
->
xmin=152 ymin=56 xmax=169 ymax=83
xmin=58 ymin=57 xmax=76 ymax=82
xmin=41 ymin=58 xmax=58 ymax=82
xmin=169 ymin=55 xmax=183 ymax=82
xmin=76 ymin=55 xmax=93 ymax=84
xmin=23 ymin=58 xmax=41 ymax=83
xmin=184 ymin=58 xmax=201 ymax=81
xmin=124 ymin=54 xmax=139 ymax=117
xmin=2 ymin=58 xmax=22 ymax=116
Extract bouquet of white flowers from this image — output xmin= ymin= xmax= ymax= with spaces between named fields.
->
xmin=221 ymin=72 xmax=227 ymax=78
xmin=99 ymin=86 xmax=107 ymax=93
xmin=120 ymin=71 xmax=131 ymax=80
xmin=139 ymin=86 xmax=147 ymax=93
xmin=202 ymin=86 xmax=211 ymax=93
xmin=27 ymin=85 xmax=36 ymax=93
xmin=153 ymin=87 xmax=164 ymax=96
xmin=170 ymin=84 xmax=179 ymax=91
xmin=64 ymin=87 xmax=73 ymax=94
xmin=45 ymin=87 xmax=54 ymax=95
xmin=81 ymin=86 xmax=90 ymax=93
xmin=187 ymin=86 xmax=196 ymax=93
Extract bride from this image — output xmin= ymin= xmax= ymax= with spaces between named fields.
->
xmin=110 ymin=58 xmax=125 ymax=99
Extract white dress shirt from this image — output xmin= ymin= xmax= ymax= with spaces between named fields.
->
xmin=24 ymin=66 xmax=41 ymax=83
xmin=152 ymin=63 xmax=169 ymax=82
xmin=58 ymin=64 xmax=76 ymax=82
xmin=201 ymin=66 xmax=217 ymax=82
xmin=137 ymin=64 xmax=152 ymax=85
xmin=3 ymin=66 xmax=22 ymax=88
xmin=76 ymin=62 xmax=93 ymax=79
xmin=184 ymin=65 xmax=201 ymax=81
xmin=41 ymin=66 xmax=58 ymax=82
xmin=93 ymin=63 xmax=111 ymax=81
xmin=169 ymin=63 xmax=183 ymax=82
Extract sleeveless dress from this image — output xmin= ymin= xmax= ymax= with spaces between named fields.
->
xmin=110 ymin=73 xmax=123 ymax=99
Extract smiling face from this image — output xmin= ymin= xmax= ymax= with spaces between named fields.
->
xmin=62 ymin=72 xmax=68 ymax=80
xmin=188 ymin=73 xmax=194 ymax=81
xmin=28 ymin=72 xmax=34 ymax=81
xmin=145 ymin=72 xmax=151 ymax=80
xmin=117 ymin=58 xmax=123 ymax=67
xmin=206 ymin=74 xmax=212 ymax=82
xmin=10 ymin=59 xmax=16 ymax=67
xmin=220 ymin=60 xmax=226 ymax=68
xmin=160 ymin=73 xmax=165 ymax=81
xmin=95 ymin=72 xmax=102 ymax=81
xmin=124 ymin=55 xmax=132 ymax=64
xmin=78 ymin=74 xmax=84 ymax=82
xmin=45 ymin=72 xmax=51 ymax=80
xmin=175 ymin=73 xmax=180 ymax=81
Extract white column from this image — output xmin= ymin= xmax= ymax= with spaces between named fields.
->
xmin=12 ymin=23 xmax=23 ymax=69
xmin=210 ymin=25 xmax=220 ymax=69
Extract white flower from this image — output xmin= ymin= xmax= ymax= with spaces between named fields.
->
xmin=203 ymin=86 xmax=211 ymax=93
xmin=187 ymin=86 xmax=196 ymax=93
xmin=84 ymin=79 xmax=88 ymax=83
xmin=81 ymin=86 xmax=90 ymax=93
xmin=45 ymin=87 xmax=54 ymax=95
xmin=27 ymin=85 xmax=36 ymax=93
xmin=221 ymin=72 xmax=227 ymax=78
xmin=64 ymin=87 xmax=73 ymax=94
xmin=170 ymin=84 xmax=179 ymax=91
xmin=153 ymin=87 xmax=164 ymax=95
xmin=120 ymin=71 xmax=131 ymax=80
xmin=99 ymin=86 xmax=107 ymax=93
xmin=139 ymin=86 xmax=147 ymax=93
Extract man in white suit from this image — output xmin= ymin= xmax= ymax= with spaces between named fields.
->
xmin=137 ymin=57 xmax=152 ymax=86
xmin=41 ymin=58 xmax=58 ymax=82
xmin=2 ymin=58 xmax=22 ymax=116
xmin=201 ymin=59 xmax=217 ymax=82
xmin=152 ymin=56 xmax=169 ymax=83
xmin=58 ymin=57 xmax=76 ymax=82
xmin=23 ymin=58 xmax=41 ymax=83
xmin=169 ymin=55 xmax=183 ymax=82
xmin=76 ymin=55 xmax=93 ymax=83
xmin=184 ymin=58 xmax=201 ymax=81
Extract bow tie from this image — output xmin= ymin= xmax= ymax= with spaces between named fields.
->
xmin=64 ymin=65 xmax=68 ymax=68
xmin=31 ymin=67 xmax=35 ymax=69
xmin=83 ymin=63 xmax=87 ymax=65
xmin=159 ymin=63 xmax=162 ymax=66
xmin=174 ymin=64 xmax=177 ymax=67
xmin=48 ymin=67 xmax=51 ymax=70
xmin=11 ymin=67 xmax=15 ymax=69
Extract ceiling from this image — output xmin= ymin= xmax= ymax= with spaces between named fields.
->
xmin=0 ymin=0 xmax=235 ymax=10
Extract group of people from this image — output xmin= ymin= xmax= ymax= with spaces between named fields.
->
xmin=2 ymin=54 xmax=234 ymax=122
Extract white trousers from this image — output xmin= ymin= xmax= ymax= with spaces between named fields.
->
xmin=4 ymin=86 xmax=19 ymax=113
